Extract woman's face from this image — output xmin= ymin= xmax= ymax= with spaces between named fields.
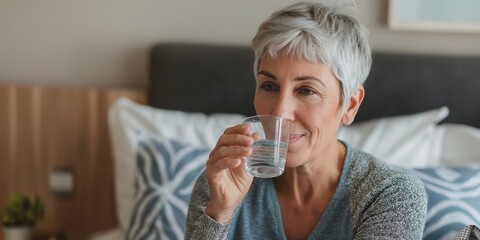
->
xmin=254 ymin=51 xmax=345 ymax=168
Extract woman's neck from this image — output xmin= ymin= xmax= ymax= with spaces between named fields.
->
xmin=274 ymin=140 xmax=346 ymax=206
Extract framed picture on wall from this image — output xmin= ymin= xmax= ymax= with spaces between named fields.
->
xmin=388 ymin=0 xmax=480 ymax=33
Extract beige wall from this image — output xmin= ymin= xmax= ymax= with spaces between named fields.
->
xmin=1 ymin=0 xmax=479 ymax=88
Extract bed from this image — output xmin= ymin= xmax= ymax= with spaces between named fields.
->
xmin=90 ymin=43 xmax=480 ymax=240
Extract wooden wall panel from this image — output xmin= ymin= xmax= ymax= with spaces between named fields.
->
xmin=0 ymin=84 xmax=147 ymax=240
xmin=0 ymin=85 xmax=14 ymax=205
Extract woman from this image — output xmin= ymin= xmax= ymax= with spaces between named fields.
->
xmin=185 ymin=1 xmax=427 ymax=239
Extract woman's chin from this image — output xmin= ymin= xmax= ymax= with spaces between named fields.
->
xmin=284 ymin=154 xmax=306 ymax=168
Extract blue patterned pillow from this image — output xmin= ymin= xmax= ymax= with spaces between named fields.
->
xmin=409 ymin=166 xmax=480 ymax=240
xmin=125 ymin=137 xmax=209 ymax=240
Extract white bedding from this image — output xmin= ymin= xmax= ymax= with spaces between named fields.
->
xmin=440 ymin=124 xmax=480 ymax=166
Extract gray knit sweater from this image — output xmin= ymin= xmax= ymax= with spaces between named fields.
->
xmin=185 ymin=143 xmax=427 ymax=239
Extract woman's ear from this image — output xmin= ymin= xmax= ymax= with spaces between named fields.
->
xmin=342 ymin=86 xmax=365 ymax=126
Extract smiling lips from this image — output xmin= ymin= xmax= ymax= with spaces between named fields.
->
xmin=289 ymin=133 xmax=304 ymax=143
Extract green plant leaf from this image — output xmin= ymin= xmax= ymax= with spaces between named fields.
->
xmin=1 ymin=193 xmax=44 ymax=226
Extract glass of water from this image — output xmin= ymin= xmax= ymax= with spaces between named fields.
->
xmin=243 ymin=115 xmax=291 ymax=178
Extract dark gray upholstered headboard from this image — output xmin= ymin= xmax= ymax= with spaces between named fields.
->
xmin=149 ymin=43 xmax=256 ymax=116
xmin=149 ymin=43 xmax=480 ymax=128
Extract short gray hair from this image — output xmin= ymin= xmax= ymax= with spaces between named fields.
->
xmin=251 ymin=1 xmax=372 ymax=112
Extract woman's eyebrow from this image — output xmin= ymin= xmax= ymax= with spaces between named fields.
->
xmin=295 ymin=75 xmax=326 ymax=87
xmin=257 ymin=70 xmax=276 ymax=79
xmin=258 ymin=71 xmax=327 ymax=88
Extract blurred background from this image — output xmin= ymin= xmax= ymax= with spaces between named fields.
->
xmin=1 ymin=0 xmax=479 ymax=88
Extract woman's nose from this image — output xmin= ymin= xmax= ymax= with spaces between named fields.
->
xmin=271 ymin=94 xmax=294 ymax=120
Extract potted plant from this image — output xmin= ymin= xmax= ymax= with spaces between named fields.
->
xmin=1 ymin=193 xmax=44 ymax=240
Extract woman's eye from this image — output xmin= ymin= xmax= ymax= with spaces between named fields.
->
xmin=298 ymin=88 xmax=316 ymax=95
xmin=260 ymin=83 xmax=278 ymax=92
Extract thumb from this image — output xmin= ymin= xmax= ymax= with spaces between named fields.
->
xmin=251 ymin=132 xmax=262 ymax=141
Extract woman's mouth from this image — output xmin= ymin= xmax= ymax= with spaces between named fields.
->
xmin=289 ymin=134 xmax=304 ymax=143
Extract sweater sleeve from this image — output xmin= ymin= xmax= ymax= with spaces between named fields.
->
xmin=184 ymin=172 xmax=230 ymax=240
xmin=347 ymin=150 xmax=428 ymax=240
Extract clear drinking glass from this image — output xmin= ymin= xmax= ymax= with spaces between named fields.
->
xmin=243 ymin=115 xmax=291 ymax=178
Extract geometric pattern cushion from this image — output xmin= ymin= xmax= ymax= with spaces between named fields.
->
xmin=125 ymin=137 xmax=209 ymax=240
xmin=409 ymin=166 xmax=480 ymax=240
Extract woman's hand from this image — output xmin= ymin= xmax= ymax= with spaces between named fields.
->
xmin=205 ymin=124 xmax=255 ymax=223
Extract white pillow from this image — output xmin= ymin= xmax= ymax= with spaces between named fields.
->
xmin=440 ymin=123 xmax=480 ymax=166
xmin=337 ymin=107 xmax=449 ymax=168
xmin=108 ymin=98 xmax=246 ymax=230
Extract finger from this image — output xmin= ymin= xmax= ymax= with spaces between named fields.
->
xmin=216 ymin=133 xmax=253 ymax=148
xmin=208 ymin=157 xmax=242 ymax=172
xmin=217 ymin=145 xmax=251 ymax=159
xmin=208 ymin=145 xmax=251 ymax=165
xmin=223 ymin=124 xmax=251 ymax=135
xmin=251 ymin=132 xmax=262 ymax=141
